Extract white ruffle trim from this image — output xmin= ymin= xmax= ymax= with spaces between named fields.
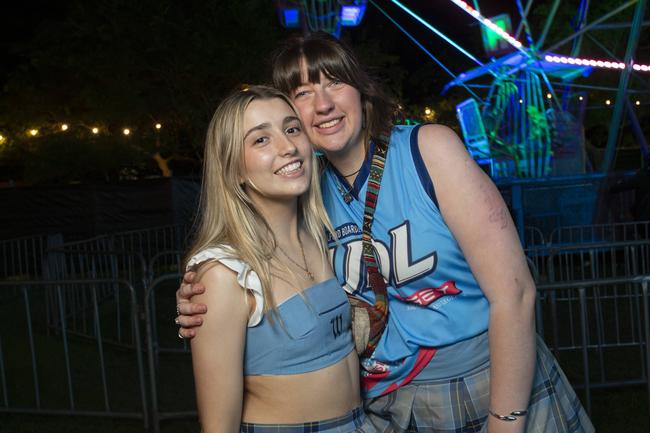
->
xmin=187 ymin=246 xmax=264 ymax=327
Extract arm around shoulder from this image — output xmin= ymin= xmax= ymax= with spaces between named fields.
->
xmin=190 ymin=262 xmax=250 ymax=433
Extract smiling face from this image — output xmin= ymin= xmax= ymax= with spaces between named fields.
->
xmin=241 ymin=97 xmax=313 ymax=208
xmin=291 ymin=64 xmax=365 ymax=165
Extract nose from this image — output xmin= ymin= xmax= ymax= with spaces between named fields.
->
xmin=314 ymin=88 xmax=334 ymax=114
xmin=277 ymin=134 xmax=298 ymax=156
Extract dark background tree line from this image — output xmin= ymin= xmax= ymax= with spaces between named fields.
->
xmin=0 ymin=0 xmax=646 ymax=185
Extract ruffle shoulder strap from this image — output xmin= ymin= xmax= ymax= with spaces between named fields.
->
xmin=186 ymin=246 xmax=264 ymax=327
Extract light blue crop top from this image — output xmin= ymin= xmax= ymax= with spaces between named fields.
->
xmin=187 ymin=247 xmax=354 ymax=376
xmin=244 ymin=277 xmax=354 ymax=375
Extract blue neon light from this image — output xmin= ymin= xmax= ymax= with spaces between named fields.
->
xmin=390 ymin=0 xmax=483 ymax=66
xmin=341 ymin=5 xmax=366 ymax=26
xmin=283 ymin=8 xmax=300 ymax=28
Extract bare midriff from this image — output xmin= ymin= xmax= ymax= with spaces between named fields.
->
xmin=241 ymin=351 xmax=361 ymax=423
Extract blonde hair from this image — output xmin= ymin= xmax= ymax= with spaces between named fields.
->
xmin=186 ymin=85 xmax=334 ymax=315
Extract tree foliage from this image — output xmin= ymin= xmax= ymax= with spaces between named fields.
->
xmin=1 ymin=0 xmax=284 ymax=183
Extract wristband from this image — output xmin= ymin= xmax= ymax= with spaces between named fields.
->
xmin=488 ymin=409 xmax=528 ymax=422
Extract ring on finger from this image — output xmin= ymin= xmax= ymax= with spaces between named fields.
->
xmin=176 ymin=304 xmax=181 ymax=316
xmin=174 ymin=317 xmax=180 ymax=325
xmin=178 ymin=331 xmax=184 ymax=340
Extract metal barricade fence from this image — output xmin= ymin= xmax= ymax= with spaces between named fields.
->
xmin=524 ymin=226 xmax=546 ymax=248
xmin=110 ymin=226 xmax=189 ymax=262
xmin=44 ymin=249 xmax=147 ymax=283
xmin=3 ymin=233 xmax=650 ymax=430
xmin=42 ymin=250 xmax=147 ymax=347
xmin=546 ymin=240 xmax=650 ymax=283
xmin=536 ymin=276 xmax=650 ymax=415
xmin=145 ymin=271 xmax=194 ymax=433
xmin=146 ymin=251 xmax=186 ymax=369
xmin=55 ymin=225 xmax=190 ymax=263
xmin=0 ymin=279 xmax=149 ymax=429
xmin=549 ymin=220 xmax=650 ymax=245
xmin=148 ymin=251 xmax=184 ymax=280
xmin=0 ymin=234 xmax=54 ymax=281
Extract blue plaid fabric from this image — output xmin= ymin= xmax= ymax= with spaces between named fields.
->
xmin=240 ymin=407 xmax=376 ymax=432
xmin=364 ymin=337 xmax=594 ymax=433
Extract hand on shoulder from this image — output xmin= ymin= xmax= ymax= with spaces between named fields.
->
xmin=191 ymin=261 xmax=250 ymax=338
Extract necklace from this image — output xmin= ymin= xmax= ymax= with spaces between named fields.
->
xmin=335 ymin=178 xmax=354 ymax=204
xmin=341 ymin=166 xmax=361 ymax=178
xmin=276 ymin=232 xmax=315 ymax=281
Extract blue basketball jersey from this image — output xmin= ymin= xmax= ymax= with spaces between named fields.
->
xmin=322 ymin=124 xmax=490 ymax=398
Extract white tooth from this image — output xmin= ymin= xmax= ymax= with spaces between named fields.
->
xmin=277 ymin=161 xmax=301 ymax=175
xmin=318 ymin=118 xmax=340 ymax=128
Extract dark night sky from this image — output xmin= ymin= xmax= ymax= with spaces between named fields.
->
xmin=0 ymin=0 xmax=66 ymax=79
xmin=0 ymin=0 xmax=526 ymax=97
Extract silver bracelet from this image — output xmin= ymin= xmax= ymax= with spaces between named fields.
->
xmin=488 ymin=409 xmax=528 ymax=422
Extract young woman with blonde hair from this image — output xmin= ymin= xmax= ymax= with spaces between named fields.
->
xmin=185 ymin=85 xmax=373 ymax=432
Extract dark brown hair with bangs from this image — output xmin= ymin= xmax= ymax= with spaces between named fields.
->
xmin=271 ymin=31 xmax=397 ymax=151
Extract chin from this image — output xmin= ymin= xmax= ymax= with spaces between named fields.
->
xmin=315 ymin=142 xmax=347 ymax=155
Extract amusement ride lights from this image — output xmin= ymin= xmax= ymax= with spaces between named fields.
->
xmin=544 ymin=55 xmax=650 ymax=72
xmin=390 ymin=0 xmax=484 ymax=66
xmin=543 ymin=55 xmax=625 ymax=70
xmin=446 ymin=0 xmax=650 ymax=73
xmin=447 ymin=0 xmax=524 ymax=51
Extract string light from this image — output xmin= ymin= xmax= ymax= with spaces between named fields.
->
xmin=448 ymin=0 xmax=523 ymax=50
xmin=544 ymin=54 xmax=650 ymax=72
xmin=519 ymin=99 xmax=523 ymax=104
xmin=424 ymin=108 xmax=432 ymax=115
xmin=579 ymin=96 xmax=584 ymax=101
xmin=547 ymin=93 xmax=552 ymax=99
xmin=636 ymin=100 xmax=641 ymax=106
xmin=606 ymin=99 xmax=611 ymax=105
xmin=0 ymin=120 xmax=191 ymax=142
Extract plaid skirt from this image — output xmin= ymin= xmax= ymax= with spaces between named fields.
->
xmin=363 ymin=336 xmax=594 ymax=433
xmin=240 ymin=406 xmax=378 ymax=432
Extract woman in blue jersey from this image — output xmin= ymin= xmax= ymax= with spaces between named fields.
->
xmin=185 ymin=85 xmax=373 ymax=432
xmin=177 ymin=34 xmax=593 ymax=433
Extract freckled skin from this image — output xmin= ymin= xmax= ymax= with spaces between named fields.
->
xmin=481 ymin=183 xmax=509 ymax=230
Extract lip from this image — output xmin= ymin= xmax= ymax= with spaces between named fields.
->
xmin=274 ymin=159 xmax=304 ymax=176
xmin=313 ymin=116 xmax=345 ymax=135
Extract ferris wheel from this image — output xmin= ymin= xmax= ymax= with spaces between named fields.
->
xmin=274 ymin=0 xmax=648 ymax=179
xmin=275 ymin=0 xmax=368 ymax=38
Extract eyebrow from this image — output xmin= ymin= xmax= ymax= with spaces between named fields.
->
xmin=243 ymin=122 xmax=270 ymax=141
xmin=243 ymin=116 xmax=301 ymax=141
xmin=284 ymin=115 xmax=301 ymax=126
